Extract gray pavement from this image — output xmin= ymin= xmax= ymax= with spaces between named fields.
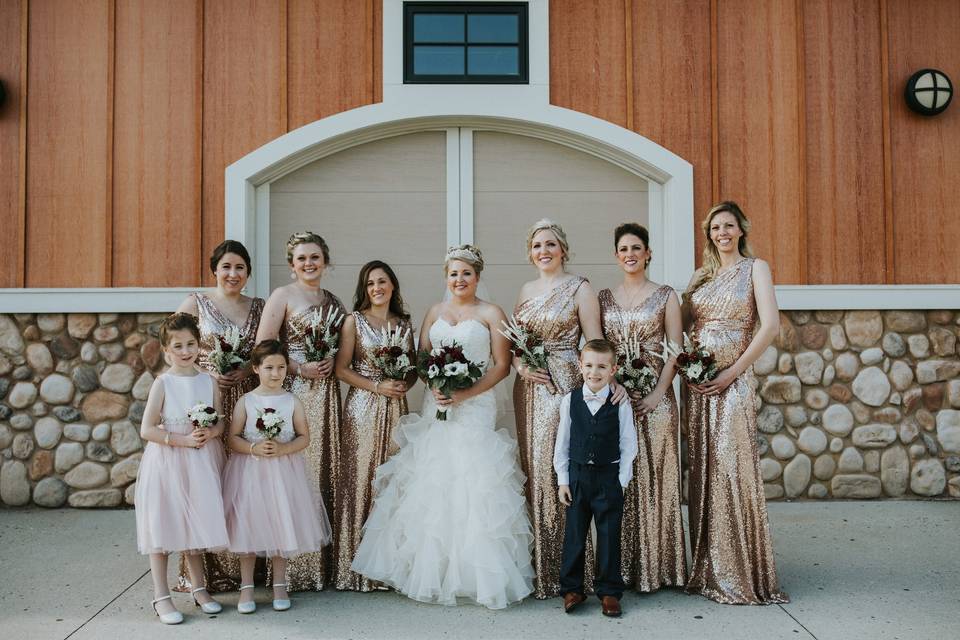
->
xmin=1 ymin=501 xmax=957 ymax=640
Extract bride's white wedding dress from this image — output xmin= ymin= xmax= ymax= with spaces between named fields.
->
xmin=351 ymin=318 xmax=534 ymax=609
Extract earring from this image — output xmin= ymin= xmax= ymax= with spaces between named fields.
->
xmin=290 ymin=272 xmax=296 ymax=280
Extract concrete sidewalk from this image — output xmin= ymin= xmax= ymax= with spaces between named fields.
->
xmin=1 ymin=501 xmax=957 ymax=640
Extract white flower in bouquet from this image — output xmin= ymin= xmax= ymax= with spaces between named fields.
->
xmin=255 ymin=407 xmax=285 ymax=440
xmin=304 ymin=306 xmax=344 ymax=362
xmin=208 ymin=325 xmax=246 ymax=374
xmin=444 ymin=362 xmax=468 ymax=377
xmin=372 ymin=322 xmax=415 ymax=380
xmin=187 ymin=403 xmax=220 ymax=429
xmin=428 ymin=364 xmax=440 ymax=378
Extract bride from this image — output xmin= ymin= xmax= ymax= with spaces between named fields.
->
xmin=351 ymin=244 xmax=534 ymax=609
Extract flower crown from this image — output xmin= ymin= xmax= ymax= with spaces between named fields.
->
xmin=444 ymin=244 xmax=484 ymax=272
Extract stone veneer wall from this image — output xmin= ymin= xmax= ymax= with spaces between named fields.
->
xmin=0 ymin=310 xmax=959 ymax=508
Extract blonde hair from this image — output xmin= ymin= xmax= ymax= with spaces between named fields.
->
xmin=689 ymin=201 xmax=754 ymax=293
xmin=525 ymin=218 xmax=571 ymax=264
xmin=286 ymin=231 xmax=330 ymax=265
xmin=444 ymin=244 xmax=484 ymax=273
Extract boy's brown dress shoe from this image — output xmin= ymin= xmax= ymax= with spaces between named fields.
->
xmin=563 ymin=592 xmax=586 ymax=613
xmin=601 ymin=596 xmax=622 ymax=617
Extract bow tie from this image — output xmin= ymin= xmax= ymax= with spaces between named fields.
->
xmin=584 ymin=393 xmax=605 ymax=402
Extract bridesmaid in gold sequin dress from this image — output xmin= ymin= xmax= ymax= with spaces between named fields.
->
xmin=512 ymin=219 xmax=619 ymax=599
xmin=683 ymin=202 xmax=788 ymax=605
xmin=257 ymin=232 xmax=345 ymax=591
xmin=333 ymin=261 xmax=417 ymax=591
xmin=174 ymin=240 xmax=264 ymax=594
xmin=599 ymin=223 xmax=687 ymax=593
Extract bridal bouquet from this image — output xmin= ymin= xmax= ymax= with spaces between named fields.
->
xmin=499 ymin=315 xmax=555 ymax=394
xmin=662 ymin=332 xmax=718 ymax=384
xmin=614 ymin=331 xmax=659 ymax=397
xmin=304 ymin=307 xmax=344 ymax=362
xmin=255 ymin=407 xmax=285 ymax=440
xmin=417 ymin=341 xmax=485 ymax=420
xmin=207 ymin=325 xmax=246 ymax=374
xmin=187 ymin=403 xmax=220 ymax=429
xmin=372 ymin=323 xmax=415 ymax=380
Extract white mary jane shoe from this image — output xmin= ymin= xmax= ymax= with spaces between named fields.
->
xmin=191 ymin=586 xmax=223 ymax=614
xmin=237 ymin=584 xmax=257 ymax=614
xmin=152 ymin=595 xmax=184 ymax=625
xmin=272 ymin=582 xmax=291 ymax=611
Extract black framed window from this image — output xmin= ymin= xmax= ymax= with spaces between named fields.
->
xmin=404 ymin=3 xmax=528 ymax=84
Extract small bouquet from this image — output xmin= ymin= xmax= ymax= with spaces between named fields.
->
xmin=662 ymin=332 xmax=718 ymax=384
xmin=417 ymin=341 xmax=485 ymax=420
xmin=372 ymin=323 xmax=415 ymax=380
xmin=499 ymin=315 xmax=555 ymax=393
xmin=207 ymin=325 xmax=246 ymax=374
xmin=255 ymin=407 xmax=285 ymax=440
xmin=187 ymin=403 xmax=220 ymax=429
xmin=304 ymin=307 xmax=344 ymax=362
xmin=615 ymin=331 xmax=659 ymax=397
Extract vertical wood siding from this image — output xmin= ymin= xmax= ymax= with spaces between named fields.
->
xmin=7 ymin=0 xmax=959 ymax=287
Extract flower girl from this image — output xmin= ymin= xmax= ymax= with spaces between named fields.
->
xmin=222 ymin=339 xmax=332 ymax=613
xmin=136 ymin=313 xmax=230 ymax=624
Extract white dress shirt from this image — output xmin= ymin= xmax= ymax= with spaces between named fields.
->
xmin=552 ymin=384 xmax=639 ymax=488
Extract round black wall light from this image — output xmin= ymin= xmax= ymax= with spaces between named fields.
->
xmin=904 ymin=69 xmax=953 ymax=116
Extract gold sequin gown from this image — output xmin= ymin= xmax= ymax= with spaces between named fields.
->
xmin=281 ymin=292 xmax=346 ymax=591
xmin=685 ymin=258 xmax=788 ymax=604
xmin=513 ymin=275 xmax=594 ymax=599
xmin=599 ymin=286 xmax=687 ymax=592
xmin=334 ymin=312 xmax=414 ymax=591
xmin=177 ymin=293 xmax=263 ymax=593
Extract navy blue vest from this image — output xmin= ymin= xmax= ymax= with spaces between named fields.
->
xmin=568 ymin=387 xmax=620 ymax=465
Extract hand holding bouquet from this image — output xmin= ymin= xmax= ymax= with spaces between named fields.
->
xmin=417 ymin=341 xmax=485 ymax=420
xmin=304 ymin=307 xmax=344 ymax=362
xmin=187 ymin=403 xmax=220 ymax=429
xmin=615 ymin=331 xmax=659 ymax=397
xmin=208 ymin=325 xmax=246 ymax=375
xmin=255 ymin=407 xmax=285 ymax=440
xmin=499 ymin=316 xmax=555 ymax=394
xmin=662 ymin=332 xmax=718 ymax=385
xmin=372 ymin=323 xmax=415 ymax=380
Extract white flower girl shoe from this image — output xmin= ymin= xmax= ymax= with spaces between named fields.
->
xmin=191 ymin=586 xmax=223 ymax=614
xmin=272 ymin=582 xmax=291 ymax=611
xmin=151 ymin=595 xmax=184 ymax=625
xmin=237 ymin=584 xmax=256 ymax=614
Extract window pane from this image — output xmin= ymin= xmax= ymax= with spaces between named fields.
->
xmin=413 ymin=14 xmax=464 ymax=43
xmin=467 ymin=14 xmax=518 ymax=43
xmin=467 ymin=46 xmax=518 ymax=76
xmin=414 ymin=46 xmax=465 ymax=75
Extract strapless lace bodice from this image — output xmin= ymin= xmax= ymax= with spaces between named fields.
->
xmin=421 ymin=318 xmax=496 ymax=428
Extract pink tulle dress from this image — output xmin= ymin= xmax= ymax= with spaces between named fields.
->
xmin=222 ymin=392 xmax=332 ymax=557
xmin=135 ymin=372 xmax=229 ymax=555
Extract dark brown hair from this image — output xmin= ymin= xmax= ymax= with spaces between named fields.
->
xmin=613 ymin=222 xmax=651 ymax=268
xmin=209 ymin=240 xmax=252 ymax=274
xmin=580 ymin=338 xmax=616 ymax=358
xmin=250 ymin=339 xmax=288 ymax=366
xmin=158 ymin=313 xmax=201 ymax=346
xmin=353 ymin=260 xmax=410 ymax=320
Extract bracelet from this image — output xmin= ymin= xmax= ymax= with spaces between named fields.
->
xmin=250 ymin=442 xmax=258 ymax=458
xmin=374 ymin=380 xmax=380 ymax=394
xmin=164 ymin=432 xmax=170 ymax=446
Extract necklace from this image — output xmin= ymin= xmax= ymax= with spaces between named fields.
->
xmin=619 ymin=280 xmax=653 ymax=309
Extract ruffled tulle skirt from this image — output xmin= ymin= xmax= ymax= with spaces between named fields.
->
xmin=135 ymin=441 xmax=229 ymax=554
xmin=351 ymin=393 xmax=534 ymax=610
xmin=222 ymin=452 xmax=332 ymax=558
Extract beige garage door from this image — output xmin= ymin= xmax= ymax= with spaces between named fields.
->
xmin=268 ymin=128 xmax=649 ymax=425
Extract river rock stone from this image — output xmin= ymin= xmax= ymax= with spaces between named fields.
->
xmin=908 ymin=334 xmax=930 ymax=358
xmin=85 ymin=442 xmax=114 ymax=463
xmin=797 ymin=427 xmax=827 ymax=455
xmin=799 ymin=323 xmax=827 ymax=350
xmin=55 ymin=442 xmax=84 ymax=472
xmin=110 ymin=453 xmax=141 ymax=487
xmin=0 ymin=403 xmax=9 ymax=421
xmin=917 ymin=409 xmax=935 ymax=431
xmin=73 ymin=365 xmax=100 ymax=393
xmin=141 ymin=339 xmax=162 ymax=370
xmin=757 ymin=406 xmax=784 ymax=434
xmin=30 ymin=401 xmax=48 ymax=417
xmin=0 ymin=424 xmax=11 ymax=450
xmin=852 ymin=367 xmax=890 ymax=407
xmin=80 ymin=341 xmax=98 ymax=363
xmin=948 ymin=380 xmax=960 ymax=409
xmin=886 ymin=311 xmax=925 ymax=333
xmin=929 ymin=326 xmax=956 ymax=356
xmin=808 ymin=483 xmax=828 ymax=499
xmin=910 ymin=459 xmax=946 ymax=496
xmin=835 ymin=353 xmax=859 ymax=382
xmin=852 ymin=424 xmax=897 ymax=448
xmin=794 ymin=352 xmax=824 ymax=385
xmin=761 ymin=376 xmax=801 ymax=404
xmin=822 ymin=364 xmax=836 ymax=387
xmin=64 ymin=461 xmax=109 ymax=489
xmin=880 ymin=446 xmax=909 ymax=497
xmin=923 ymin=433 xmax=939 ymax=455
xmin=39 ymin=374 xmax=74 ymax=405
xmin=98 ymin=343 xmax=125 ymax=363
xmin=760 ymin=458 xmax=782 ymax=481
xmin=132 ymin=372 xmax=154 ymax=401
xmin=830 ymin=437 xmax=843 ymax=453
xmin=832 ymin=474 xmax=881 ymax=498
xmin=785 ymin=406 xmax=807 ymax=427
xmin=827 ymin=384 xmax=852 ymax=403
xmin=804 ymin=389 xmax=829 ymax=410
xmin=881 ymin=332 xmax=906 ymax=357
xmin=889 ymin=361 xmax=913 ymax=392
xmin=756 ymin=436 xmax=768 ymax=456
xmin=63 ymin=423 xmax=91 ymax=442
xmin=783 ymin=454 xmax=811 ymax=498
xmin=8 ymin=382 xmax=37 ymax=409
xmin=899 ymin=419 xmax=920 ymax=444
xmin=124 ymin=333 xmax=145 ymax=349
xmin=81 ymin=391 xmax=129 ymax=423
xmin=771 ymin=435 xmax=796 ymax=460
xmin=68 ymin=488 xmax=123 ymax=508
xmin=128 ymin=401 xmax=146 ymax=425
xmin=33 ymin=477 xmax=68 ymax=507
xmin=36 ymin=313 xmax=64 ymax=333
xmin=50 ymin=335 xmax=79 ymax=360
xmin=777 ymin=353 xmax=793 ymax=374
xmin=26 ymin=343 xmax=53 ymax=374
xmin=10 ymin=413 xmax=32 ymax=431
xmin=813 ymin=454 xmax=836 ymax=481
xmin=845 ymin=312 xmax=883 ymax=347
xmin=864 ymin=451 xmax=880 ymax=473
xmin=110 ymin=420 xmax=142 ymax=456
xmin=946 ymin=456 xmax=960 ymax=473
xmin=822 ymin=404 xmax=854 ymax=436
xmin=29 ymin=449 xmax=53 ymax=480
xmin=11 ymin=433 xmax=34 ymax=459
xmin=922 ymin=383 xmax=945 ymax=411
xmin=100 ymin=364 xmax=135 ymax=393
xmin=754 ymin=346 xmax=778 ymax=376
xmin=52 ymin=406 xmax=81 ymax=423
xmin=68 ymin=314 xmax=97 ymax=339
xmin=873 ymin=407 xmax=902 ymax=424
xmin=776 ymin=313 xmax=799 ymax=351
xmin=0 ymin=460 xmax=30 ymax=505
xmin=93 ymin=326 xmax=119 ymax=343
xmin=859 ymin=349 xmax=881 ymax=366
xmin=13 ymin=365 xmax=31 ymax=381
xmin=91 ymin=422 xmax=111 ymax=442
xmin=829 ymin=325 xmax=847 ymax=350
xmin=34 ymin=417 xmax=62 ymax=449
xmin=838 ymin=447 xmax=864 ymax=472
xmin=935 ymin=410 xmax=960 ymax=453
xmin=916 ymin=360 xmax=960 ymax=385
xmin=125 ymin=482 xmax=137 ymax=505
xmin=0 ymin=316 xmax=25 ymax=355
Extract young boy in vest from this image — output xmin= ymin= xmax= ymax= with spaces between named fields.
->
xmin=553 ymin=338 xmax=638 ymax=617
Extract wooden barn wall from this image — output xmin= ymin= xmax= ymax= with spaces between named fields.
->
xmin=1 ymin=0 xmax=957 ymax=288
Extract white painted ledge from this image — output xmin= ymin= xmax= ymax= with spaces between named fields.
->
xmin=0 ymin=288 xmax=199 ymax=313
